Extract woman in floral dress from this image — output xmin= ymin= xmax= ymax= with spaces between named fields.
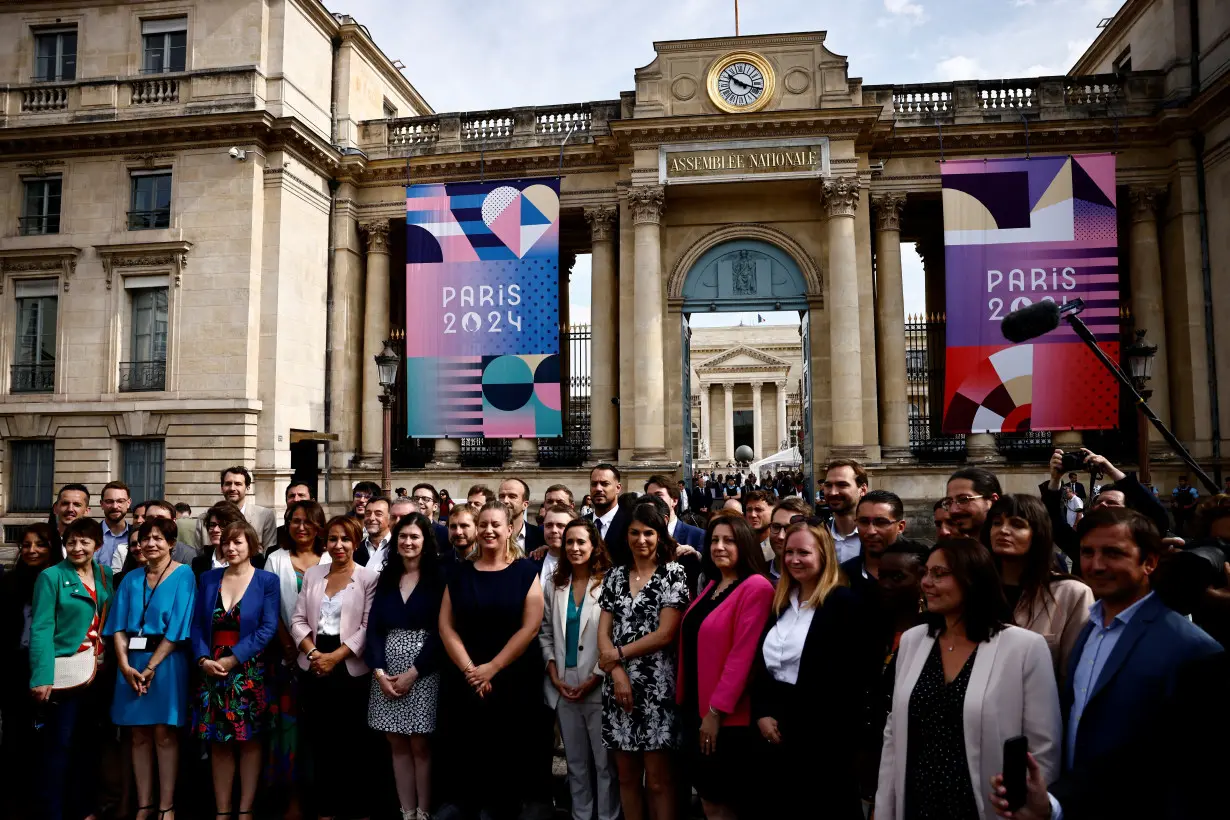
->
xmin=190 ymin=522 xmax=280 ymax=818
xmin=598 ymin=502 xmax=690 ymax=820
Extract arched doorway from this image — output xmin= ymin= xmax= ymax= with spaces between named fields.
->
xmin=672 ymin=230 xmax=819 ymax=496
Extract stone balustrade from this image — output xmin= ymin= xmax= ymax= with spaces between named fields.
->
xmin=131 ymin=77 xmax=180 ymax=105
xmin=21 ymin=85 xmax=69 ymax=112
xmin=363 ymin=101 xmax=619 ymax=158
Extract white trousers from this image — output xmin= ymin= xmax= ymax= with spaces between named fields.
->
xmin=557 ymin=667 xmax=619 ymax=820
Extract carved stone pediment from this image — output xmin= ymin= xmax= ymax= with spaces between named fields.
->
xmin=0 ymin=247 xmax=81 ymax=292
xmin=697 ymin=345 xmax=792 ymax=371
xmin=95 ymin=240 xmax=192 ymax=288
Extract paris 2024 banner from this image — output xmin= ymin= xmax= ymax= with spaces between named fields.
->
xmin=941 ymin=154 xmax=1121 ymax=433
xmin=404 ymin=179 xmax=562 ymax=439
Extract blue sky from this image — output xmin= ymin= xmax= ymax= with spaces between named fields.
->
xmin=333 ymin=0 xmax=1124 ymax=325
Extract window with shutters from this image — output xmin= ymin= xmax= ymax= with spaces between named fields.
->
xmin=141 ymin=18 xmax=187 ymax=73
xmin=33 ymin=27 xmax=77 ymax=82
xmin=9 ymin=440 xmax=55 ymax=513
xmin=122 ymin=439 xmax=165 ymax=502
xmin=11 ymin=280 xmax=58 ymax=394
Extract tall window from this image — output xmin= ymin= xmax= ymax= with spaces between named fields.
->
xmin=141 ymin=18 xmax=187 ymax=73
xmin=122 ymin=284 xmax=168 ymax=391
xmin=122 ymin=439 xmax=165 ymax=502
xmin=33 ymin=28 xmax=77 ymax=82
xmin=21 ymin=177 xmax=62 ymax=236
xmin=129 ymin=171 xmax=172 ymax=230
xmin=9 ymin=440 xmax=55 ymax=513
xmin=12 ymin=280 xmax=57 ymax=394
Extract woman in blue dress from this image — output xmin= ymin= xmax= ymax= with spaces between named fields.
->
xmin=103 ymin=516 xmax=196 ymax=820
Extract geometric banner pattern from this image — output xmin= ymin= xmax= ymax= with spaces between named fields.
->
xmin=941 ymin=154 xmax=1120 ymax=433
xmin=404 ymin=179 xmax=561 ymax=438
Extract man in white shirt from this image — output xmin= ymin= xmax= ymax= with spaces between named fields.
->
xmin=98 ymin=480 xmax=132 ymax=573
xmin=359 ymin=496 xmax=392 ymax=570
xmin=587 ymin=463 xmax=629 ymax=566
xmin=822 ymin=459 xmax=868 ymax=564
xmin=498 ymin=477 xmax=544 ymax=554
xmin=196 ymin=466 xmax=278 ymax=554
xmin=744 ymin=490 xmax=776 ymax=564
xmin=538 ymin=503 xmax=573 ymax=585
xmin=1062 ymin=485 xmax=1084 ymax=529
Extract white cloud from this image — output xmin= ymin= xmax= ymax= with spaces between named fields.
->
xmin=936 ymin=55 xmax=985 ymax=81
xmin=1013 ymin=0 xmax=1036 ymax=7
xmin=884 ymin=0 xmax=926 ymax=18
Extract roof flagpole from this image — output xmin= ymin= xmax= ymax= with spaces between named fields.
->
xmin=735 ymin=1 xmax=740 ymax=36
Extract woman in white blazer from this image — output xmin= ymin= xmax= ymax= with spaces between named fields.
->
xmin=876 ymin=538 xmax=1061 ymax=820
xmin=539 ymin=518 xmax=618 ymax=820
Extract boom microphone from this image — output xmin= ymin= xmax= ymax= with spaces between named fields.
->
xmin=1001 ymin=300 xmax=1060 ymax=342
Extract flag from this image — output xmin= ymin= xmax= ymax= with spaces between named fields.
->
xmin=757 ymin=314 xmax=766 ymax=323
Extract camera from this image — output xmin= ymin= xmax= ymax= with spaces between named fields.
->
xmin=1153 ymin=538 xmax=1229 ymax=615
xmin=228 ymin=147 xmax=247 ymax=161
xmin=1060 ymin=451 xmax=1086 ymax=474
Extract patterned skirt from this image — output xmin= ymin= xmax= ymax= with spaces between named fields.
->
xmin=196 ymin=644 xmax=269 ymax=742
xmin=367 ymin=629 xmax=440 ymax=736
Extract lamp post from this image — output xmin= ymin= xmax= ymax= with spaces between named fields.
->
xmin=790 ymin=419 xmax=802 ymax=450
xmin=374 ymin=339 xmax=401 ymax=496
xmin=1126 ymin=329 xmax=1157 ymax=485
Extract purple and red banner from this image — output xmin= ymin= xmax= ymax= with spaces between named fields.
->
xmin=403 ymin=179 xmax=562 ymax=438
xmin=941 ymin=154 xmax=1121 ymax=433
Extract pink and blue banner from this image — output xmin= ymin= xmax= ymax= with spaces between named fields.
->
xmin=404 ymin=179 xmax=562 ymax=438
xmin=941 ymin=154 xmax=1121 ymax=433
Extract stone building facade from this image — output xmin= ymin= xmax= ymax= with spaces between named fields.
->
xmin=1 ymin=0 xmax=1227 ymax=527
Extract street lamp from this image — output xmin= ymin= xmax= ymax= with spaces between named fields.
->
xmin=790 ymin=419 xmax=802 ymax=450
xmin=1125 ymin=329 xmax=1157 ymax=484
xmin=374 ymin=339 xmax=401 ymax=495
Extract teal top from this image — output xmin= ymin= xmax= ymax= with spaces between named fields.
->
xmin=29 ymin=561 xmax=115 ymax=688
xmin=564 ymin=586 xmax=582 ymax=669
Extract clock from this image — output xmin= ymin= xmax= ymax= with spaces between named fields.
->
xmin=706 ymin=51 xmax=775 ymax=113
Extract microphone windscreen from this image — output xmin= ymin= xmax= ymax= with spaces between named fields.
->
xmin=1001 ymin=300 xmax=1061 ymax=343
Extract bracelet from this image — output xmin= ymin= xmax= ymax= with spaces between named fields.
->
xmin=306 ymin=648 xmax=319 ymax=660
xmin=707 ymin=706 xmax=720 ymax=718
xmin=463 ymin=661 xmax=475 ymax=672
xmin=374 ymin=668 xmax=386 ymax=679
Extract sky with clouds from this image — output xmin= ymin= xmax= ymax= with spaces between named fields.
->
xmin=331 ymin=0 xmax=1124 ymax=325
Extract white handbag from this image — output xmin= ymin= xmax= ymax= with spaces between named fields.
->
xmin=52 ymin=647 xmax=99 ymax=692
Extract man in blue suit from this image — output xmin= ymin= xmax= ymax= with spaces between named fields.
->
xmin=644 ymin=474 xmax=705 ymax=554
xmin=993 ymin=507 xmax=1224 ymax=820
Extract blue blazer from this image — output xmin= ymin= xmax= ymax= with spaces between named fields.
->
xmin=673 ymin=519 xmax=705 ymax=552
xmin=1053 ymin=593 xmax=1222 ymax=818
xmin=190 ymin=568 xmax=280 ymax=665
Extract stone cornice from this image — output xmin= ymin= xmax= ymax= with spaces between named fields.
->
xmin=653 ymin=32 xmax=827 ymax=52
xmin=612 ymin=106 xmax=881 ymax=145
xmin=336 ymin=20 xmax=433 ymax=116
xmin=0 ymin=246 xmax=81 ymax=292
xmin=95 ymin=240 xmax=192 ymax=288
xmin=698 ymin=344 xmax=793 ymax=370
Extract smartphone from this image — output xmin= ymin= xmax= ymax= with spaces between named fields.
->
xmin=1003 ymin=735 xmax=1029 ymax=811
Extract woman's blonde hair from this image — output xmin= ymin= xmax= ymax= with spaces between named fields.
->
xmin=771 ymin=522 xmax=846 ymax=616
xmin=473 ymin=498 xmax=524 ymax=563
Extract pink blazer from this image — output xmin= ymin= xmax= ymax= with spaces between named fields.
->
xmin=675 ymin=574 xmax=774 ymax=726
xmin=288 ymin=562 xmax=378 ymax=676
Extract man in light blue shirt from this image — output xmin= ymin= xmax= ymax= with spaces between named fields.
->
xmin=97 ymin=480 xmax=131 ymax=572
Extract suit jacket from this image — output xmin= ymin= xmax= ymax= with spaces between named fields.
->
xmin=1051 ymin=594 xmax=1223 ymax=819
xmin=191 ymin=551 xmax=266 ymax=578
xmin=675 ymin=574 xmax=774 ymax=726
xmin=672 ymin=519 xmax=705 ymax=552
xmin=538 ymin=574 xmax=605 ymax=708
xmin=586 ymin=507 xmax=631 ymax=567
xmin=189 ymin=568 xmax=280 ymax=666
xmin=1013 ymin=577 xmax=1092 ymax=684
xmin=876 ymin=625 xmax=1063 ymax=820
xmin=196 ymin=502 xmax=278 ymax=554
xmin=521 ymin=521 xmax=546 ymax=554
xmin=28 ymin=561 xmax=115 ymax=688
xmin=288 ymin=562 xmax=378 ymax=676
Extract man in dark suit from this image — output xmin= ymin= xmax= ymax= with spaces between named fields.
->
xmin=407 ymin=483 xmax=451 ymax=550
xmin=841 ymin=490 xmax=920 ymax=607
xmin=585 ymin=463 xmax=630 ymax=566
xmin=497 ymin=477 xmax=544 ymax=554
xmin=275 ymin=479 xmax=314 ymax=551
xmin=993 ymin=507 xmax=1224 ymax=820
xmin=643 ymin=474 xmax=704 ymax=555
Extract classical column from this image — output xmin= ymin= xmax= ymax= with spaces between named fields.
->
xmin=776 ymin=380 xmax=788 ymax=451
xmin=723 ymin=383 xmax=735 ymax=462
xmin=823 ymin=177 xmax=865 ymax=455
xmin=630 ymin=185 xmax=667 ymax=460
xmin=586 ymin=205 xmax=619 ymax=461
xmin=751 ymin=382 xmax=764 ymax=459
xmin=873 ymin=192 xmax=910 ymax=455
xmin=1128 ymin=186 xmax=1171 ymax=426
xmin=359 ymin=219 xmax=390 ymax=461
xmin=699 ymin=382 xmax=711 ymax=458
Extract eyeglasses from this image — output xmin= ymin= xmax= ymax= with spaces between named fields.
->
xmin=856 ymin=516 xmax=902 ymax=529
xmin=924 ymin=567 xmax=953 ymax=581
xmin=412 ymin=496 xmax=435 ymax=505
xmin=940 ymin=494 xmax=984 ymax=509
xmin=353 ymin=492 xmax=371 ymax=501
xmin=206 ymin=521 xmax=223 ymax=530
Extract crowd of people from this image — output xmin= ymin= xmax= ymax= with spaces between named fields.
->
xmin=2 ymin=452 xmax=1229 ymax=820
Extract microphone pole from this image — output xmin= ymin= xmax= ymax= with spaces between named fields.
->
xmin=1060 ymin=308 xmax=1219 ymax=495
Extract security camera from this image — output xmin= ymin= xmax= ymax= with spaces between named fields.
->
xmin=228 ymin=147 xmax=247 ymax=161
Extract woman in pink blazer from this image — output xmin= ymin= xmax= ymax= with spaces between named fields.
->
xmin=676 ymin=514 xmax=773 ymax=819
xmin=288 ymin=515 xmax=378 ymax=820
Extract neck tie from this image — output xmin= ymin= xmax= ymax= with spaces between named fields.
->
xmin=595 ymin=518 xmax=604 ymax=536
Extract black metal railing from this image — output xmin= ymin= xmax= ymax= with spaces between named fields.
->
xmin=119 ymin=360 xmax=166 ymax=392
xmin=18 ymin=215 xmax=60 ymax=236
xmin=905 ymin=314 xmax=967 ymax=461
xmin=459 ymin=438 xmax=512 ymax=469
xmin=994 ymin=430 xmax=1054 ymax=460
xmin=10 ymin=363 xmax=54 ymax=393
xmin=392 ymin=436 xmax=435 ymax=470
xmin=538 ymin=324 xmax=592 ymax=467
xmin=127 ymin=209 xmax=170 ymax=230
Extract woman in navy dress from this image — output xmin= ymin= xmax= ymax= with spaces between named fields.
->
xmin=190 ymin=521 xmax=280 ymax=819
xmin=103 ymin=517 xmax=196 ymax=820
xmin=438 ymin=499 xmax=544 ymax=820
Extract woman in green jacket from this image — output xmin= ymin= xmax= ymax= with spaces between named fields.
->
xmin=29 ymin=516 xmax=114 ymax=820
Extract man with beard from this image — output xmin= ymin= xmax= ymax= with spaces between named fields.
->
xmin=196 ymin=466 xmax=277 ymax=553
xmin=443 ymin=503 xmax=478 ymax=565
xmin=842 ymin=490 xmax=922 ymax=605
xmin=586 ymin=463 xmax=630 ymax=565
xmin=822 ymin=459 xmax=868 ymax=564
xmin=942 ymin=466 xmax=1001 ymax=539
xmin=98 ymin=480 xmax=132 ymax=572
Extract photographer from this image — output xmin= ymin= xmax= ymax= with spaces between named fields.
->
xmin=1040 ymin=448 xmax=1170 ymax=566
xmin=1154 ymin=495 xmax=1230 ymax=650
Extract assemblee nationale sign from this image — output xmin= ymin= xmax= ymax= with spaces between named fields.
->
xmin=659 ymin=138 xmax=830 ymax=185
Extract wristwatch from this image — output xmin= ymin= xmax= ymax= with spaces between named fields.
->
xmin=374 ymin=668 xmax=386 ymax=679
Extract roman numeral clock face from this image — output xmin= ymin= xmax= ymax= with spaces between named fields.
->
xmin=717 ymin=62 xmax=764 ymax=107
xmin=706 ymin=52 xmax=775 ymax=113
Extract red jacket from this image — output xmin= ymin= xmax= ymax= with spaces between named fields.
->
xmin=676 ymin=574 xmax=774 ymax=726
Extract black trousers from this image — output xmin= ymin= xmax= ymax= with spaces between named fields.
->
xmin=300 ymin=637 xmax=374 ymax=820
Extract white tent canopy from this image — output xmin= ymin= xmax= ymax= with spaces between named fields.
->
xmin=750 ymin=446 xmax=802 ymax=475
